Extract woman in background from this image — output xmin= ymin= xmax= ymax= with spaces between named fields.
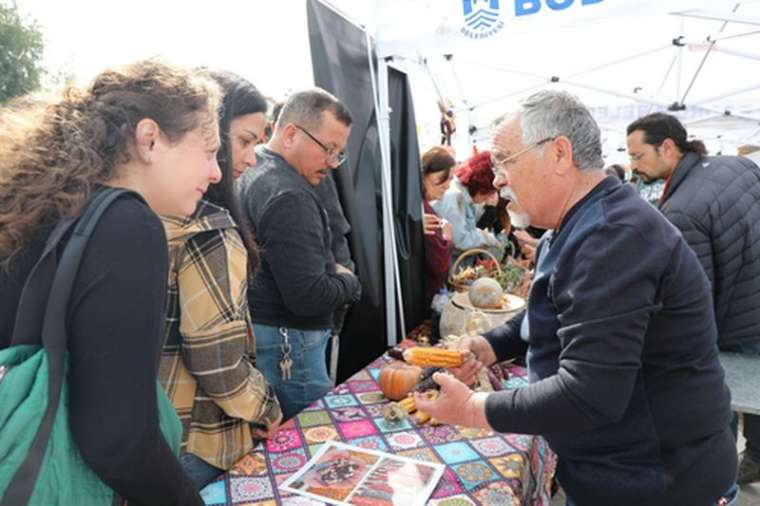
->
xmin=420 ymin=146 xmax=455 ymax=307
xmin=433 ymin=151 xmax=505 ymax=261
xmin=159 ymin=69 xmax=282 ymax=489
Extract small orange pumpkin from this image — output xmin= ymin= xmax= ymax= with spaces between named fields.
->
xmin=378 ymin=362 xmax=422 ymax=401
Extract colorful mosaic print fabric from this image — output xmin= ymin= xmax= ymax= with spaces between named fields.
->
xmin=200 ymin=355 xmax=556 ymax=505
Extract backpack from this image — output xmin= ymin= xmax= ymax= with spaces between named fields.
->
xmin=0 ymin=188 xmax=183 ymax=506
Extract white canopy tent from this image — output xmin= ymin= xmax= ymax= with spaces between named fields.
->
xmin=328 ymin=0 xmax=760 ymax=162
xmin=321 ymin=0 xmax=760 ymax=343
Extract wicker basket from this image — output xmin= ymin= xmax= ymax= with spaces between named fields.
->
xmin=447 ymin=248 xmax=502 ymax=292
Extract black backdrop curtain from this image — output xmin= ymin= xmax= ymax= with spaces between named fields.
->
xmin=307 ymin=0 xmax=426 ymax=382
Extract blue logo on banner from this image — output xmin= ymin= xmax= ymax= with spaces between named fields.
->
xmin=461 ymin=0 xmax=505 ymax=39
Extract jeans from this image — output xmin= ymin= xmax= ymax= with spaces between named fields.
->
xmin=253 ymin=324 xmax=332 ymax=420
xmin=565 ymin=484 xmax=739 ymax=506
xmin=179 ymin=452 xmax=223 ymax=490
xmin=724 ymin=340 xmax=760 ymax=461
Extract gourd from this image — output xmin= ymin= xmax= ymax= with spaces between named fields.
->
xmin=378 ymin=362 xmax=422 ymax=400
xmin=468 ymin=277 xmax=504 ymax=309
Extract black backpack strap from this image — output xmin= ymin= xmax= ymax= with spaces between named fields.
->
xmin=11 ymin=217 xmax=79 ymax=346
xmin=1 ymin=188 xmax=134 ymax=506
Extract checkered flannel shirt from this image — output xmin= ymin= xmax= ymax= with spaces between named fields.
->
xmin=159 ymin=200 xmax=281 ymax=469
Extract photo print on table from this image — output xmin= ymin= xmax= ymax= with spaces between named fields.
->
xmin=280 ymin=441 xmax=444 ymax=506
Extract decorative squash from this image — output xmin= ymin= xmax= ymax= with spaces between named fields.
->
xmin=378 ymin=362 xmax=422 ymax=401
xmin=468 ymin=277 xmax=504 ymax=309
xmin=383 ymin=403 xmax=406 ymax=423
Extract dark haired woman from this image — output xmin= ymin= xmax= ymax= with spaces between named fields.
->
xmin=0 ymin=59 xmax=220 ymax=505
xmin=433 ymin=150 xmax=505 ymax=260
xmin=420 ymin=146 xmax=455 ymax=307
xmin=159 ymin=70 xmax=282 ymax=489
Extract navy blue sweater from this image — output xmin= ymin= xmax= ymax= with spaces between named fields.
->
xmin=483 ymin=177 xmax=735 ymax=505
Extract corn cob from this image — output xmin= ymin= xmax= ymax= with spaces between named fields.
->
xmin=411 ymin=391 xmax=438 ymax=425
xmin=422 ymin=389 xmax=439 ymax=400
xmin=397 ymin=395 xmax=416 ymax=414
xmin=403 ymin=347 xmax=465 ymax=368
xmin=413 ymin=367 xmax=441 ymax=393
xmin=387 ymin=346 xmax=405 ymax=361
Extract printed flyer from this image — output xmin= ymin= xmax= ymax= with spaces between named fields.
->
xmin=279 ymin=441 xmax=444 ymax=506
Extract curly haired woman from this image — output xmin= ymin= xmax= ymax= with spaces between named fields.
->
xmin=0 ymin=59 xmax=221 ymax=505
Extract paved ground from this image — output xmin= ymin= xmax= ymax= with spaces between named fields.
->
xmin=549 ymin=416 xmax=760 ymax=505
xmin=738 ymin=425 xmax=760 ymax=506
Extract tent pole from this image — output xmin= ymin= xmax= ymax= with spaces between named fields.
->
xmin=682 ymin=113 xmax=725 ymax=126
xmin=568 ymin=44 xmax=672 ymax=79
xmin=648 ymin=54 xmax=679 ymax=114
xmin=445 ymin=55 xmax=475 ymax=145
xmin=671 ymin=8 xmax=760 ymax=27
xmin=422 ymin=58 xmax=447 ymax=106
xmin=679 ymin=3 xmax=742 ymax=106
xmin=707 ymin=28 xmax=760 ymax=42
xmin=561 ymin=78 xmax=674 ymax=109
xmin=366 ymin=33 xmax=401 ymax=347
xmin=711 ymin=45 xmax=760 ymax=62
xmin=700 ymin=108 xmax=760 ymax=124
xmin=744 ymin=126 xmax=760 ymax=141
xmin=692 ymin=83 xmax=760 ymax=106
xmin=677 ymin=18 xmax=685 ymax=103
xmin=458 ymin=80 xmax=550 ymax=114
xmin=457 ymin=60 xmax=547 ymax=81
xmin=378 ymin=58 xmax=407 ymax=343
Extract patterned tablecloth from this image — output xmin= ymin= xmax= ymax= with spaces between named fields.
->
xmin=200 ymin=355 xmax=556 ymax=506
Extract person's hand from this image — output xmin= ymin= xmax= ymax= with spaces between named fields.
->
xmin=252 ymin=412 xmax=283 ymax=440
xmin=449 ymin=335 xmax=497 ymax=385
xmin=514 ymin=229 xmax=537 ymax=261
xmin=413 ymin=373 xmax=491 ymax=429
xmin=484 ymin=192 xmax=500 ymax=207
xmin=514 ymin=229 xmax=537 ymax=249
xmin=441 ymin=220 xmax=453 ymax=241
xmin=335 ymin=263 xmax=354 ymax=276
xmin=423 ymin=213 xmax=442 ymax=236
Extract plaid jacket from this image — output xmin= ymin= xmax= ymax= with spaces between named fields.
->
xmin=159 ymin=200 xmax=281 ymax=470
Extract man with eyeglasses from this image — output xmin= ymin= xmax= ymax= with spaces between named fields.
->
xmin=628 ymin=113 xmax=760 ymax=487
xmin=237 ymin=88 xmax=361 ymax=420
xmin=416 ymin=91 xmax=738 ymax=505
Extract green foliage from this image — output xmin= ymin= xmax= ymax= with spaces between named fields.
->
xmin=492 ymin=261 xmax=525 ymax=292
xmin=0 ymin=1 xmax=44 ymax=103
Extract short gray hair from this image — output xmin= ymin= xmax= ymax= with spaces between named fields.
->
xmin=519 ymin=90 xmax=603 ymax=171
xmin=276 ymin=87 xmax=352 ymax=131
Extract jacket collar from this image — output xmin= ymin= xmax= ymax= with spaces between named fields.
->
xmin=256 ymin=145 xmax=316 ymax=194
xmin=556 ymin=175 xmax=620 ymax=235
xmin=451 ymin=176 xmax=475 ymax=207
xmin=661 ymin=151 xmax=702 ymax=204
xmin=162 ymin=199 xmax=236 ymax=244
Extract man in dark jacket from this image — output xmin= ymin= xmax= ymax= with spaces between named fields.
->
xmin=627 ymin=113 xmax=760 ymax=484
xmin=237 ymin=88 xmax=361 ymax=419
xmin=416 ymin=91 xmax=737 ymax=505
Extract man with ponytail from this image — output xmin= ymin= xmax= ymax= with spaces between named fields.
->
xmin=628 ymin=113 xmax=760 ymax=485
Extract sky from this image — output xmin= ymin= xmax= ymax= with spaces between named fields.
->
xmin=15 ymin=0 xmax=760 ymax=161
xmin=17 ymin=0 xmax=316 ymax=99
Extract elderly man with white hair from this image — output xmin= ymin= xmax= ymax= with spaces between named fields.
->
xmin=416 ymin=90 xmax=737 ymax=505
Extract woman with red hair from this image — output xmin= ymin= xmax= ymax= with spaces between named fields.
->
xmin=432 ymin=151 xmax=505 ymax=259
